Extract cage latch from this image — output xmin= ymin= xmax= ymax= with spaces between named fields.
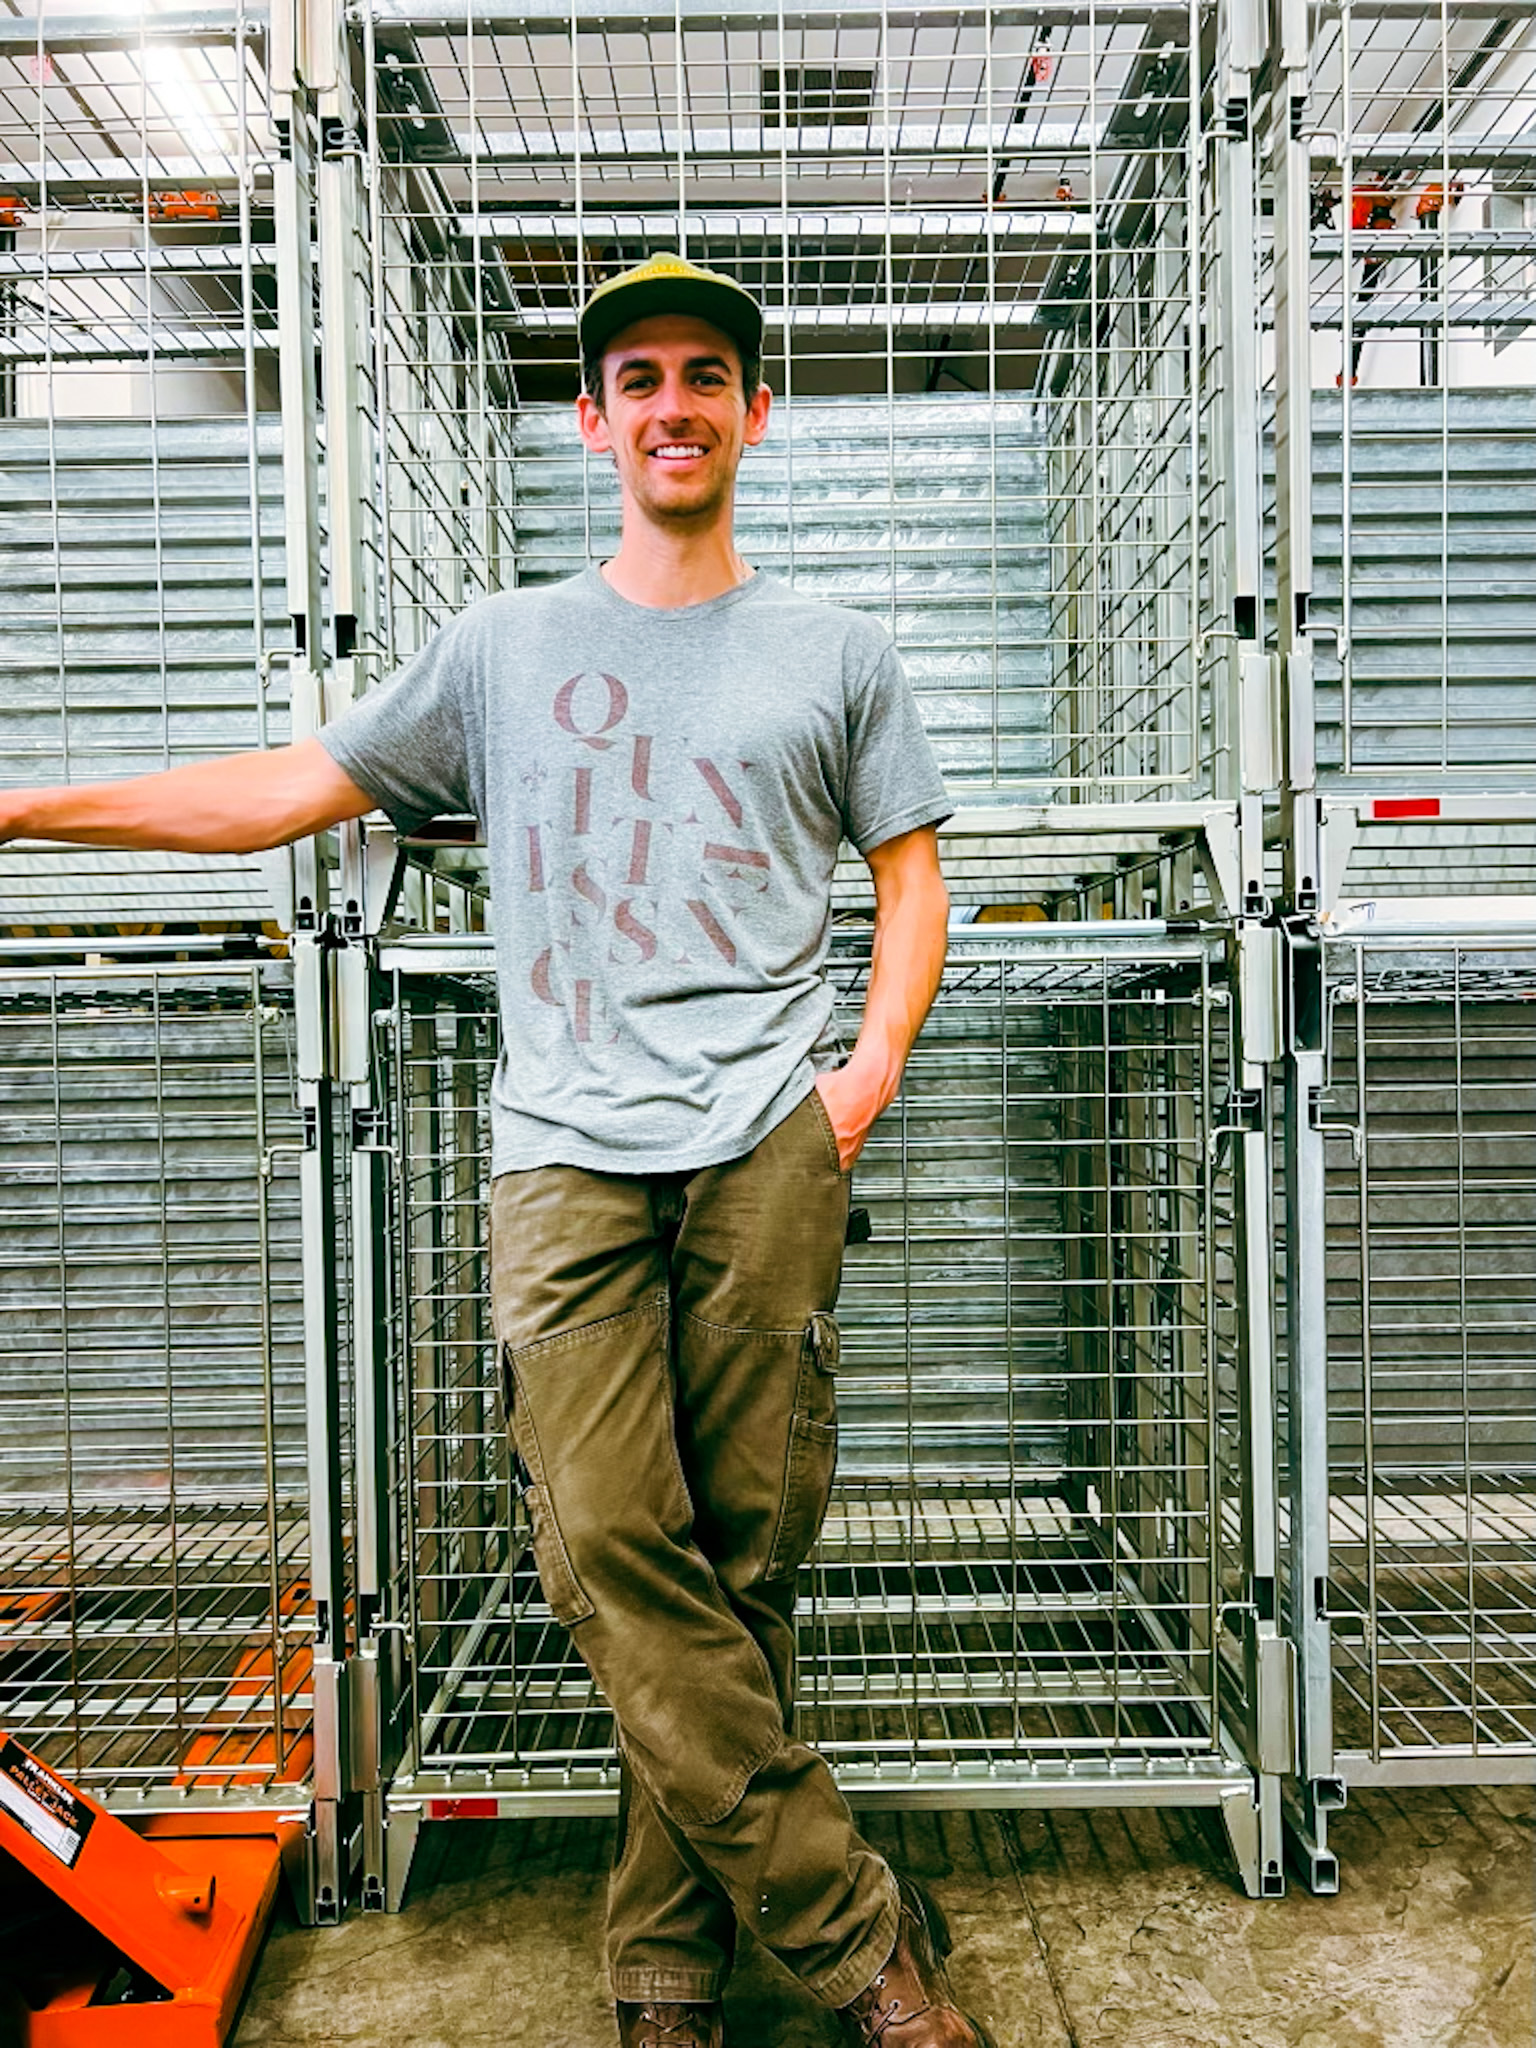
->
xmin=261 ymin=1105 xmax=320 ymax=1179
xmin=1313 ymin=1577 xmax=1368 ymax=1637
xmin=1208 ymin=1088 xmax=1263 ymax=1161
xmin=1306 ymin=1087 xmax=1363 ymax=1162
xmin=350 ymin=1105 xmax=397 ymax=1159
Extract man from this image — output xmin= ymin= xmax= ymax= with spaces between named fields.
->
xmin=3 ymin=253 xmax=994 ymax=2048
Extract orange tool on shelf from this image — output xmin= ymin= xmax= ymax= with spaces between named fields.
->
xmin=145 ymin=189 xmax=222 ymax=221
xmin=0 ymin=1729 xmax=292 ymax=2045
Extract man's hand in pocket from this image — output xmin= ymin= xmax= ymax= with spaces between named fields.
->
xmin=813 ymin=1065 xmax=885 ymax=1173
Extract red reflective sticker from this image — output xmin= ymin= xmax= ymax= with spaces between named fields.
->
xmin=1371 ymin=798 xmax=1440 ymax=819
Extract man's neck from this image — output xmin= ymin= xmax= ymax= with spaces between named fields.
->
xmin=599 ymin=517 xmax=753 ymax=611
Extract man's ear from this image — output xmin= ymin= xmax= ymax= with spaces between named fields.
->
xmin=576 ymin=390 xmax=613 ymax=454
xmin=742 ymin=380 xmax=772 ymax=448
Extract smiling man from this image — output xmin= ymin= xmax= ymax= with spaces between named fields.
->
xmin=1 ymin=253 xmax=989 ymax=2048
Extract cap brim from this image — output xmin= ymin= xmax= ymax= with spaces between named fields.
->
xmin=579 ymin=276 xmax=763 ymax=366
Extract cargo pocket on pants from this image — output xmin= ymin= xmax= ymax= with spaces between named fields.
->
xmin=523 ymin=1480 xmax=595 ymax=1629
xmin=764 ymin=1312 xmax=840 ymax=1582
xmin=501 ymin=1336 xmax=599 ymax=1631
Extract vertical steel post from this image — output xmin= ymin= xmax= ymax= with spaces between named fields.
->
xmin=1225 ymin=923 xmax=1292 ymax=1898
xmin=310 ymin=0 xmax=397 ymax=1911
xmin=293 ymin=924 xmax=348 ymax=1925
xmin=1282 ymin=925 xmax=1342 ymax=1892
xmin=1269 ymin=0 xmax=1319 ymax=914
xmin=1268 ymin=0 xmax=1338 ymax=1892
xmin=271 ymin=0 xmax=348 ymax=1926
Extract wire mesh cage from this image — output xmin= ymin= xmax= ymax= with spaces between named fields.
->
xmin=0 ymin=10 xmax=291 ymax=785
xmin=369 ymin=926 xmax=1272 ymax=1853
xmin=332 ymin=1 xmax=1234 ymax=801
xmin=1293 ymin=3 xmax=1536 ymax=783
xmin=1314 ymin=924 xmax=1536 ymax=1778
xmin=0 ymin=962 xmax=314 ymax=1807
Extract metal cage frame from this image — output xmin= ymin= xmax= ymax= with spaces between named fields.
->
xmin=357 ymin=920 xmax=1287 ymax=1909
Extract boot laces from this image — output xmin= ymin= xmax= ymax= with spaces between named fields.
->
xmin=637 ymin=2005 xmax=713 ymax=2047
xmin=846 ymin=1969 xmax=916 ymax=2043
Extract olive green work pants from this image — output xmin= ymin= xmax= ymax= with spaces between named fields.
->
xmin=489 ymin=1088 xmax=899 ymax=2010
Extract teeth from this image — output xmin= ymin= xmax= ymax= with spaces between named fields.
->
xmin=653 ymin=444 xmax=705 ymax=458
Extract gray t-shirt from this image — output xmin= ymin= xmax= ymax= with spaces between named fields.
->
xmin=319 ymin=566 xmax=951 ymax=1176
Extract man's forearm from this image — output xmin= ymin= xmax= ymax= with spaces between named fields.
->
xmin=0 ymin=740 xmax=373 ymax=855
xmin=841 ymin=873 xmax=950 ymax=1119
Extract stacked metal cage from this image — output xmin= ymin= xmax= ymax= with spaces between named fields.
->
xmin=0 ymin=0 xmax=350 ymax=1918
xmin=0 ymin=0 xmax=1531 ymax=1927
xmin=1266 ymin=0 xmax=1536 ymax=1890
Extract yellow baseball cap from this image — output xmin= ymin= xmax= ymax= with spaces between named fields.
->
xmin=578 ymin=253 xmax=764 ymax=366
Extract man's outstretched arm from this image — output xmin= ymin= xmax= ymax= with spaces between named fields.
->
xmin=814 ymin=821 xmax=949 ymax=1172
xmin=0 ymin=737 xmax=376 ymax=855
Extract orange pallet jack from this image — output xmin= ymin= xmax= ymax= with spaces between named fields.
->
xmin=0 ymin=1729 xmax=297 ymax=2045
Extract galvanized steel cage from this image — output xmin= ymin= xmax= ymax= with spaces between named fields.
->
xmin=1316 ymin=924 xmax=1534 ymax=1770
xmin=0 ymin=963 xmax=312 ymax=1806
xmin=1282 ymin=914 xmax=1536 ymax=1887
xmin=363 ymin=924 xmax=1284 ymax=1902
xmin=332 ymin=0 xmax=1236 ymax=802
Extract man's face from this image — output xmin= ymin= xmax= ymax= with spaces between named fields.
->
xmin=575 ymin=312 xmax=771 ymax=528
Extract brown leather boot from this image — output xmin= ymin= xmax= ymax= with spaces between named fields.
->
xmin=615 ymin=2000 xmax=724 ymax=2048
xmin=838 ymin=1877 xmax=997 ymax=2046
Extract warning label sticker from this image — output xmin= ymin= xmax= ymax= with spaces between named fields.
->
xmin=0 ymin=1738 xmax=96 ymax=1868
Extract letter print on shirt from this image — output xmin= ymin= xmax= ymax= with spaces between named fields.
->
xmin=525 ymin=671 xmax=775 ymax=1046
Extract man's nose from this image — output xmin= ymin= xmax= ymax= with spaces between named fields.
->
xmin=655 ymin=374 xmax=696 ymax=420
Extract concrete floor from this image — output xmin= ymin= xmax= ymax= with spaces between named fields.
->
xmin=236 ymin=1786 xmax=1534 ymax=2048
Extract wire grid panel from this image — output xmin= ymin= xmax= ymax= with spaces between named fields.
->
xmin=1318 ymin=929 xmax=1536 ymax=1772
xmin=376 ymin=929 xmax=1261 ymax=1800
xmin=0 ymin=963 xmax=314 ymax=1804
xmin=0 ymin=14 xmax=290 ymax=788
xmin=347 ymin=1 xmax=1225 ymax=799
xmin=1299 ymin=4 xmax=1536 ymax=781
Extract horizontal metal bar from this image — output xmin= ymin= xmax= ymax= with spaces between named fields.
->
xmin=391 ymin=803 xmax=1230 ymax=851
xmin=0 ymin=157 xmax=268 ymax=194
xmin=0 ymin=6 xmax=265 ymax=52
xmin=0 ymin=324 xmax=279 ymax=365
xmin=1339 ymin=1752 xmax=1536 ymax=1789
xmin=1321 ymin=899 xmax=1536 ymax=938
xmin=1309 ymin=296 xmax=1536 ymax=332
xmin=0 ymin=247 xmax=274 ymax=281
xmin=379 ymin=917 xmax=1212 ymax=976
xmin=1326 ymin=137 xmax=1536 ymax=173
xmin=386 ymin=1758 xmax=1253 ymax=1819
xmin=395 ymin=117 xmax=1168 ymax=170
xmin=1311 ymin=232 xmax=1536 ymax=259
xmin=1327 ymin=0 xmax=1536 ymax=16
xmin=374 ymin=0 xmax=1186 ymax=30
xmin=457 ymin=209 xmax=1090 ymax=245
xmin=505 ymin=296 xmax=1052 ymax=333
xmin=0 ymin=948 xmax=290 ymax=978
xmin=1322 ymin=798 xmax=1536 ymax=826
